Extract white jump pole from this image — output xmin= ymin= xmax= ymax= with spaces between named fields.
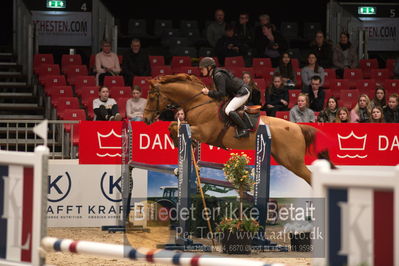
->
xmin=41 ymin=237 xmax=285 ymax=266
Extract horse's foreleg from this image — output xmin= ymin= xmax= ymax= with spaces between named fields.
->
xmin=168 ymin=122 xmax=179 ymax=148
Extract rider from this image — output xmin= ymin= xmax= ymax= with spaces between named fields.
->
xmin=199 ymin=57 xmax=251 ymax=138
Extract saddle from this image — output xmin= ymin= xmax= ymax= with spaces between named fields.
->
xmin=218 ymin=100 xmax=261 ymax=132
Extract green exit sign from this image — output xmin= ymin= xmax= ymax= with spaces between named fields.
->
xmin=47 ymin=0 xmax=66 ymax=8
xmin=358 ymin=6 xmax=376 ymax=15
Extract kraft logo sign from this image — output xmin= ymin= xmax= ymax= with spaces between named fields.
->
xmin=337 ymin=131 xmax=368 ymax=159
xmin=96 ymin=129 xmax=122 ymax=158
xmin=100 ymin=172 xmax=122 ymax=202
xmin=48 ymin=172 xmax=72 ymax=202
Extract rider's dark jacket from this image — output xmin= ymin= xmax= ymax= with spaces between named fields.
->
xmin=208 ymin=68 xmax=249 ymax=100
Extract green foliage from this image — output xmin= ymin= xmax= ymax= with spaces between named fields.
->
xmin=216 ymin=217 xmax=261 ymax=233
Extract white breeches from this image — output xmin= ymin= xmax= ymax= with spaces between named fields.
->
xmin=225 ymin=90 xmax=250 ymax=115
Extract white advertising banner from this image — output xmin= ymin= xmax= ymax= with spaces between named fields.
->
xmin=362 ymin=18 xmax=399 ymax=51
xmin=32 ymin=11 xmax=91 ymax=46
xmin=47 ymin=160 xmax=147 ymax=227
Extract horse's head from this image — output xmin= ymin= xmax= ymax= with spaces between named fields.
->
xmin=143 ymin=79 xmax=174 ymax=124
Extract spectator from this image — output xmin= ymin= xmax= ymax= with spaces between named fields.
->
xmin=370 ymin=87 xmax=387 ymax=109
xmin=309 ymin=31 xmax=333 ymax=68
xmin=199 ymin=57 xmax=251 ymax=138
xmin=333 ymin=32 xmax=358 ymax=78
xmin=336 ymin=107 xmax=350 ymax=123
xmin=301 ymin=75 xmax=325 ymax=112
xmin=394 ymin=58 xmax=399 ymax=78
xmin=121 ymin=38 xmax=151 ymax=86
xmin=254 ymin=14 xmax=273 ymax=41
xmin=242 ymin=71 xmax=261 ymax=106
xmin=234 ymin=12 xmax=254 ymax=51
xmin=95 ymin=40 xmax=121 ymax=86
xmin=262 ymin=73 xmax=289 ymax=116
xmin=206 ymin=9 xmax=226 ymax=48
xmin=350 ymin=94 xmax=371 ymax=123
xmin=370 ymin=106 xmax=385 ymax=123
xmin=174 ymin=108 xmax=186 ymax=123
xmin=383 ymin=93 xmax=399 ymax=123
xmin=93 ymin=86 xmax=122 ymax=121
xmin=317 ymin=96 xmax=338 ymax=123
xmin=215 ymin=24 xmax=243 ymax=66
xmin=255 ymin=23 xmax=288 ymax=67
xmin=275 ymin=52 xmax=297 ymax=88
xmin=301 ymin=53 xmax=325 ymax=89
xmin=126 ymin=85 xmax=147 ymax=121
xmin=290 ymin=93 xmax=315 ymax=123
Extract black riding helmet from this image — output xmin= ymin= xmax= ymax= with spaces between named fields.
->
xmin=199 ymin=57 xmax=216 ymax=69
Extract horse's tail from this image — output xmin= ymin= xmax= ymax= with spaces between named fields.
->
xmin=298 ymin=124 xmax=337 ymax=169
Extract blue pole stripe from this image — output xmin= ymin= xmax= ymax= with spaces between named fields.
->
xmin=172 ymin=252 xmax=182 ymax=265
xmin=127 ymin=248 xmax=137 ymax=260
xmin=53 ymin=239 xmax=63 ymax=252
xmin=0 ymin=165 xmax=9 ymax=260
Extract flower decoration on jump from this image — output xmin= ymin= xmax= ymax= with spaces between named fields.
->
xmin=223 ymin=152 xmax=254 ymax=194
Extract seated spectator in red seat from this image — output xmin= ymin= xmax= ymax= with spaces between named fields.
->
xmin=274 ymin=52 xmax=297 ymax=88
xmin=301 ymin=53 xmax=325 ymax=89
xmin=370 ymin=106 xmax=385 ymax=123
xmin=215 ymin=24 xmax=243 ymax=66
xmin=289 ymin=93 xmax=315 ymax=123
xmin=93 ymin=86 xmax=122 ymax=121
xmin=350 ymin=94 xmax=371 ymax=123
xmin=95 ymin=40 xmax=121 ymax=86
xmin=126 ymin=85 xmax=147 ymax=121
xmin=255 ymin=23 xmax=287 ymax=67
xmin=122 ymin=38 xmax=151 ymax=86
xmin=383 ymin=93 xmax=399 ymax=123
xmin=309 ymin=31 xmax=333 ymax=68
xmin=262 ymin=74 xmax=289 ymax=116
xmin=301 ymin=75 xmax=325 ymax=112
xmin=370 ymin=87 xmax=387 ymax=109
xmin=242 ymin=71 xmax=261 ymax=106
xmin=174 ymin=108 xmax=187 ymax=123
xmin=336 ymin=107 xmax=350 ymax=123
xmin=333 ymin=32 xmax=358 ymax=78
xmin=317 ymin=96 xmax=338 ymax=123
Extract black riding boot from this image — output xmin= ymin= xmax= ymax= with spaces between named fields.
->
xmin=229 ymin=111 xmax=249 ymax=138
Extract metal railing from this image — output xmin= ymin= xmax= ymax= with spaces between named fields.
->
xmin=0 ymin=120 xmax=79 ymax=159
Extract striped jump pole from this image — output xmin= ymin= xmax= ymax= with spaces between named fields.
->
xmin=41 ymin=237 xmax=285 ymax=266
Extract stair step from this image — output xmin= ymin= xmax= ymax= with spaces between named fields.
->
xmin=0 ymin=62 xmax=17 ymax=66
xmin=0 ymin=71 xmax=24 ymax=78
xmin=0 ymin=92 xmax=34 ymax=98
xmin=0 ymin=53 xmax=13 ymax=56
xmin=0 ymin=81 xmax=29 ymax=88
xmin=0 ymin=114 xmax=45 ymax=120
xmin=0 ymin=103 xmax=42 ymax=110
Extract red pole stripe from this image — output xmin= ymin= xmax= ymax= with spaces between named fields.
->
xmin=69 ymin=241 xmax=79 ymax=253
xmin=190 ymin=254 xmax=202 ymax=266
xmin=145 ymin=249 xmax=156 ymax=263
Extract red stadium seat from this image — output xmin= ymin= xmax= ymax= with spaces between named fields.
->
xmin=224 ymin=56 xmax=245 ymax=67
xmin=45 ymin=85 xmax=73 ymax=99
xmin=55 ymin=97 xmax=80 ymax=118
xmin=62 ymin=109 xmax=86 ymax=132
xmin=171 ymin=56 xmax=192 ymax=68
xmin=37 ymin=64 xmax=61 ymax=83
xmin=328 ymin=79 xmax=351 ymax=98
xmin=61 ymin=54 xmax=82 ymax=67
xmin=42 ymin=75 xmax=67 ymax=88
xmin=110 ymin=86 xmax=131 ymax=100
xmin=199 ymin=76 xmax=213 ymax=88
xmin=254 ymin=67 xmax=275 ymax=81
xmin=226 ymin=67 xmax=254 ymax=78
xmin=172 ymin=66 xmax=200 ymax=76
xmin=291 ymin=58 xmax=300 ymax=69
xmin=133 ymin=76 xmax=152 ymax=98
xmin=104 ymin=75 xmax=125 ymax=87
xmin=63 ymin=65 xmax=89 ymax=85
xmin=74 ymin=76 xmax=97 ymax=96
xmin=151 ymin=65 xmax=173 ymax=76
xmin=370 ymin=68 xmax=391 ymax=81
xmin=386 ymin=58 xmax=397 ymax=76
xmin=343 ymin=68 xmax=363 ymax=80
xmin=116 ymin=97 xmax=130 ymax=119
xmin=149 ymin=55 xmax=165 ymax=66
xmin=340 ymin=89 xmax=360 ymax=109
xmin=359 ymin=58 xmax=378 ymax=79
xmin=34 ymin=54 xmax=54 ymax=73
xmin=275 ymin=111 xmax=290 ymax=121
xmin=252 ymin=58 xmax=272 ymax=68
xmin=383 ymin=79 xmax=399 ymax=96
xmin=288 ymin=89 xmax=301 ymax=109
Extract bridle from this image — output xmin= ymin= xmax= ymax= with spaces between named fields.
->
xmin=144 ymin=83 xmax=214 ymax=119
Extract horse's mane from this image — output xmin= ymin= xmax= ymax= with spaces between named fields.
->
xmin=156 ymin=74 xmax=204 ymax=87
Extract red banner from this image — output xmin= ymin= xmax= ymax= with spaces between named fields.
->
xmin=79 ymin=121 xmax=399 ymax=166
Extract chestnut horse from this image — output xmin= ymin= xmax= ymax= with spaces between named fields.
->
xmin=143 ymin=74 xmax=331 ymax=185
